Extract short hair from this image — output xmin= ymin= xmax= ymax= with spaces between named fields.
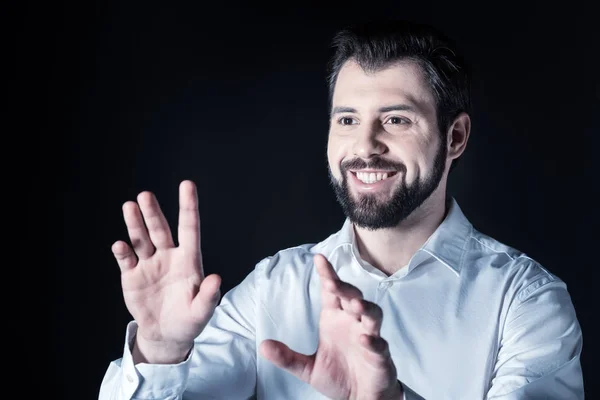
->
xmin=327 ymin=20 xmax=472 ymax=173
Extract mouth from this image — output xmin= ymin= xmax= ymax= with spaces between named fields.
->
xmin=348 ymin=169 xmax=399 ymax=184
xmin=345 ymin=169 xmax=401 ymax=193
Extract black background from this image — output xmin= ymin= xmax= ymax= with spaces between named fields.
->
xmin=20 ymin=0 xmax=597 ymax=398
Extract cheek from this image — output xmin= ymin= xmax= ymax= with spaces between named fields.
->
xmin=326 ymin=135 xmax=344 ymax=177
xmin=393 ymin=141 xmax=431 ymax=184
xmin=412 ymin=141 xmax=441 ymax=181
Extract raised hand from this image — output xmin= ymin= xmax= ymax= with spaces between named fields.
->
xmin=111 ymin=180 xmax=221 ymax=364
xmin=260 ymin=254 xmax=402 ymax=400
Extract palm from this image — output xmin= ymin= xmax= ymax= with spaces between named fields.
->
xmin=121 ymin=247 xmax=205 ymax=343
xmin=112 ymin=180 xmax=221 ymax=349
xmin=311 ymin=308 xmax=357 ymax=394
xmin=261 ymin=254 xmax=400 ymax=400
xmin=310 ymin=308 xmax=393 ymax=399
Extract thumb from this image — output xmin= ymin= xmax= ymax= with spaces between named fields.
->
xmin=260 ymin=340 xmax=314 ymax=383
xmin=191 ymin=273 xmax=221 ymax=321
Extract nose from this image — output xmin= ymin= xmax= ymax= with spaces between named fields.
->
xmin=351 ymin=121 xmax=387 ymax=158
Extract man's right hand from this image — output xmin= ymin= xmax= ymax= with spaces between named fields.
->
xmin=111 ymin=180 xmax=221 ymax=364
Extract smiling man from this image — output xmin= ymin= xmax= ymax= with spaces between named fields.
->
xmin=327 ymin=57 xmax=458 ymax=278
xmin=100 ymin=20 xmax=584 ymax=399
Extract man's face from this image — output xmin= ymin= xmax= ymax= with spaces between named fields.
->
xmin=327 ymin=60 xmax=448 ymax=230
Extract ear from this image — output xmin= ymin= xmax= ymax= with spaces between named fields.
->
xmin=446 ymin=112 xmax=471 ymax=161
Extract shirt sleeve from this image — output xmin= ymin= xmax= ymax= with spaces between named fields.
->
xmin=99 ymin=268 xmax=258 ymax=400
xmin=400 ymin=381 xmax=426 ymax=400
xmin=485 ymin=272 xmax=584 ymax=399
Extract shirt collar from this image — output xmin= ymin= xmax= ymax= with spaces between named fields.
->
xmin=330 ymin=197 xmax=473 ymax=277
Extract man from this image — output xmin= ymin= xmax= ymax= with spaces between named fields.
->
xmin=99 ymin=20 xmax=584 ymax=399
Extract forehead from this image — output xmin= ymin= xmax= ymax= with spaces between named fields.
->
xmin=332 ymin=59 xmax=435 ymax=111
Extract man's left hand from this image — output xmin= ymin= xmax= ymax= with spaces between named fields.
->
xmin=260 ymin=253 xmax=403 ymax=400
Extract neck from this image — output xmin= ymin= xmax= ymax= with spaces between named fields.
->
xmin=353 ymin=189 xmax=449 ymax=276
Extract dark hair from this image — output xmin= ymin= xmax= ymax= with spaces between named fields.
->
xmin=327 ymin=20 xmax=471 ymax=173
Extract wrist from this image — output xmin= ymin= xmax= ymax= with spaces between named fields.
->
xmin=132 ymin=334 xmax=193 ymax=365
xmin=378 ymin=380 xmax=404 ymax=400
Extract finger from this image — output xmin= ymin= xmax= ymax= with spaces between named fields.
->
xmin=314 ymin=254 xmax=340 ymax=310
xmin=191 ymin=273 xmax=222 ymax=322
xmin=325 ymin=278 xmax=364 ymax=305
xmin=260 ymin=340 xmax=314 ymax=383
xmin=137 ymin=191 xmax=175 ymax=249
xmin=314 ymin=253 xmax=340 ymax=280
xmin=359 ymin=335 xmax=393 ymax=369
xmin=177 ymin=180 xmax=201 ymax=256
xmin=111 ymin=240 xmax=137 ymax=271
xmin=122 ymin=201 xmax=155 ymax=259
xmin=359 ymin=334 xmax=390 ymax=359
xmin=351 ymin=298 xmax=383 ymax=336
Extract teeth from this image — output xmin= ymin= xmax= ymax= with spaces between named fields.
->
xmin=356 ymin=171 xmax=391 ymax=184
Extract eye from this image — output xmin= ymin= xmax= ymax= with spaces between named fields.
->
xmin=338 ymin=116 xmax=357 ymax=126
xmin=385 ymin=116 xmax=410 ymax=125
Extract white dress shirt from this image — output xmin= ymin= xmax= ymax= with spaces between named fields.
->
xmin=99 ymin=197 xmax=584 ymax=399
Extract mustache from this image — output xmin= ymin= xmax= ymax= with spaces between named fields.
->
xmin=340 ymin=157 xmax=406 ymax=172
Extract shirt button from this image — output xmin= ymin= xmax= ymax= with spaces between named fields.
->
xmin=126 ymin=374 xmax=134 ymax=383
xmin=379 ymin=281 xmax=392 ymax=289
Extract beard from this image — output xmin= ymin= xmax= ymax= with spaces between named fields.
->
xmin=328 ymin=139 xmax=447 ymax=230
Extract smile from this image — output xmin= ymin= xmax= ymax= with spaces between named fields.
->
xmin=353 ymin=171 xmax=396 ymax=183
xmin=350 ymin=170 xmax=398 ymax=184
xmin=349 ymin=170 xmax=398 ymax=192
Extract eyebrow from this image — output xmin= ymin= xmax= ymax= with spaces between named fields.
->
xmin=331 ymin=104 xmax=417 ymax=115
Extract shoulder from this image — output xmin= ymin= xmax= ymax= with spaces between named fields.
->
xmin=466 ymin=227 xmax=567 ymax=304
xmin=251 ymin=229 xmax=344 ymax=281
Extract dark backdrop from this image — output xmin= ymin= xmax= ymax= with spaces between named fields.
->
xmin=20 ymin=0 xmax=597 ymax=398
